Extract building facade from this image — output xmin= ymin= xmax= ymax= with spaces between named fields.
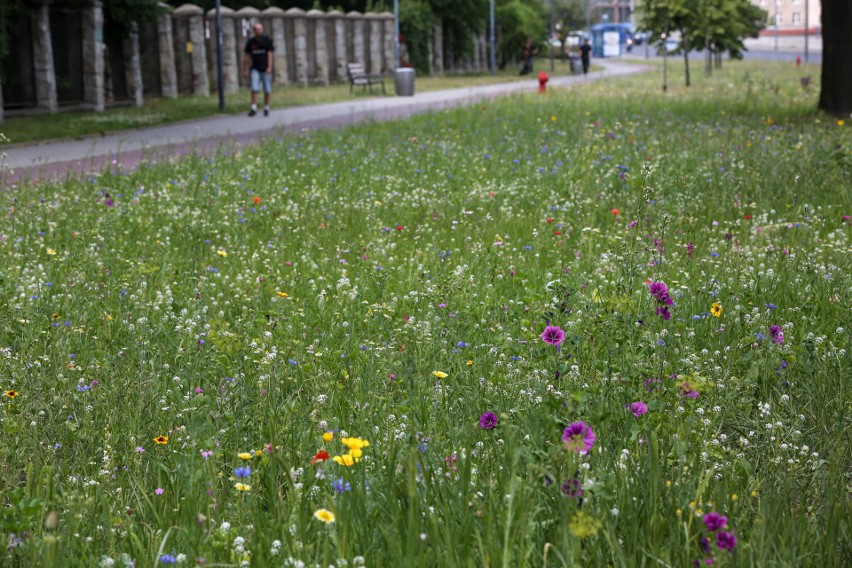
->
xmin=752 ymin=0 xmax=821 ymax=33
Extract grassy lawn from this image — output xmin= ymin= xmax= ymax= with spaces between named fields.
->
xmin=0 ymin=59 xmax=591 ymax=147
xmin=1 ymin=60 xmax=849 ymax=567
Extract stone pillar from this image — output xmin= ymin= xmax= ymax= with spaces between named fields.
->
xmin=82 ymin=0 xmax=105 ymax=111
xmin=380 ymin=12 xmax=394 ymax=72
xmin=285 ymin=8 xmax=308 ymax=87
xmin=307 ymin=10 xmax=329 ymax=85
xmin=173 ymin=3 xmax=209 ymax=96
xmin=262 ymin=7 xmax=288 ymax=86
xmin=235 ymin=7 xmax=260 ymax=89
xmin=432 ymin=19 xmax=443 ymax=76
xmin=473 ymin=34 xmax=482 ymax=72
xmin=346 ymin=11 xmax=365 ymax=67
xmin=32 ymin=3 xmax=58 ymax=112
xmin=328 ymin=10 xmax=346 ymax=82
xmin=157 ymin=6 xmax=178 ymax=98
xmin=206 ymin=6 xmax=238 ymax=94
xmin=123 ymin=22 xmax=144 ymax=106
xmin=366 ymin=13 xmax=383 ymax=75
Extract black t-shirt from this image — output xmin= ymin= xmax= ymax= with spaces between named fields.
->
xmin=245 ymin=35 xmax=274 ymax=72
xmin=580 ymin=44 xmax=592 ymax=61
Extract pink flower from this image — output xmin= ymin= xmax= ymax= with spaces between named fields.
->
xmin=627 ymin=401 xmax=648 ymax=417
xmin=154 ymin=488 xmax=164 ymax=495
xmin=562 ymin=422 xmax=596 ymax=453
xmin=541 ymin=325 xmax=565 ymax=346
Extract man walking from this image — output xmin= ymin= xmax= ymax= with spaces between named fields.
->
xmin=579 ymin=39 xmax=592 ymax=75
xmin=243 ymin=23 xmax=274 ymax=117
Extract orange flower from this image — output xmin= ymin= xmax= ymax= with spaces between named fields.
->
xmin=252 ymin=196 xmax=261 ymax=204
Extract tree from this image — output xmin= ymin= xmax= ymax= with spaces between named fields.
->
xmin=818 ymin=0 xmax=852 ymax=116
xmin=496 ymin=1 xmax=545 ymax=69
xmin=554 ymin=0 xmax=586 ymax=60
xmin=638 ymin=0 xmax=691 ymax=87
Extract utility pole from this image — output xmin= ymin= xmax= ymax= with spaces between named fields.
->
xmin=394 ymin=0 xmax=400 ymax=68
xmin=215 ymin=0 xmax=224 ymax=111
xmin=490 ymin=0 xmax=496 ymax=75
xmin=550 ymin=0 xmax=555 ymax=71
xmin=774 ymin=5 xmax=778 ymax=51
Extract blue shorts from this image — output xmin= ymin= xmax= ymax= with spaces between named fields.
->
xmin=250 ymin=69 xmax=272 ymax=93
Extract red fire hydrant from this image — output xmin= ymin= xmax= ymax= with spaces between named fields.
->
xmin=538 ymin=71 xmax=549 ymax=93
xmin=796 ymin=55 xmax=801 ymax=67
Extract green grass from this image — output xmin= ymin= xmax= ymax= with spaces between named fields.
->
xmin=1 ymin=60 xmax=850 ymax=568
xmin=0 ymin=59 xmax=590 ymax=147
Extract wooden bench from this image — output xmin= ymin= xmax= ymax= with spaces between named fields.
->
xmin=346 ymin=63 xmax=385 ymax=95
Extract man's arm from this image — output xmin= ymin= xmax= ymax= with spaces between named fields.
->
xmin=267 ymin=49 xmax=272 ymax=74
xmin=243 ymin=52 xmax=250 ymax=77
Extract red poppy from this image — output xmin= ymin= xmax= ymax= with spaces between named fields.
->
xmin=252 ymin=196 xmax=261 ymax=204
xmin=744 ymin=214 xmax=751 ymax=220
xmin=554 ymin=230 xmax=562 ymax=236
xmin=546 ymin=218 xmax=554 ymax=223
xmin=311 ymin=450 xmax=329 ymax=465
xmin=396 ymin=225 xmax=404 ymax=231
xmin=611 ymin=208 xmax=621 ymax=215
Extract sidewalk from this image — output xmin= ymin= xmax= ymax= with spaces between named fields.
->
xmin=2 ymin=61 xmax=648 ymax=184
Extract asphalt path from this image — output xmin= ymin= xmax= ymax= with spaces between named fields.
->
xmin=2 ymin=60 xmax=650 ymax=185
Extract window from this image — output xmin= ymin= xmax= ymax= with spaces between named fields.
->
xmin=759 ymin=0 xmax=767 ymax=5
xmin=775 ymin=0 xmax=782 ymax=6
xmin=792 ymin=12 xmax=801 ymax=24
xmin=775 ymin=14 xmax=783 ymax=24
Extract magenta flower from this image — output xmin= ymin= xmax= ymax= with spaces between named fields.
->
xmin=561 ymin=478 xmax=582 ymax=499
xmin=541 ymin=325 xmax=565 ymax=346
xmin=656 ymin=306 xmax=671 ymax=320
xmin=716 ymin=531 xmax=736 ymax=550
xmin=154 ymin=488 xmax=164 ymax=495
xmin=702 ymin=512 xmax=727 ymax=532
xmin=479 ymin=412 xmax=498 ymax=430
xmin=769 ymin=325 xmax=784 ymax=346
xmin=562 ymin=421 xmax=596 ymax=453
xmin=649 ymin=281 xmax=669 ymax=302
xmin=627 ymin=401 xmax=648 ymax=417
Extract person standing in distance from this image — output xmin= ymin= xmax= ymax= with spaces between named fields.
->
xmin=579 ymin=38 xmax=592 ymax=75
xmin=244 ymin=23 xmax=274 ymax=117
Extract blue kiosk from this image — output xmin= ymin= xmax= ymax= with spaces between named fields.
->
xmin=590 ymin=23 xmax=634 ymax=58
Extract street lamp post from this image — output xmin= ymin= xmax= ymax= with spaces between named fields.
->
xmin=550 ymin=0 xmax=555 ymax=71
xmin=490 ymin=0 xmax=496 ymax=75
xmin=394 ymin=0 xmax=400 ymax=68
xmin=804 ymin=0 xmax=809 ymax=63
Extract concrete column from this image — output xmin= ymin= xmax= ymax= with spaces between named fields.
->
xmin=32 ymin=3 xmax=58 ymax=112
xmin=346 ymin=11 xmax=365 ymax=67
xmin=82 ymin=0 xmax=105 ymax=111
xmin=307 ymin=10 xmax=329 ymax=85
xmin=366 ymin=13 xmax=383 ymax=75
xmin=328 ymin=11 xmax=346 ymax=82
xmin=173 ymin=3 xmax=209 ymax=96
xmin=473 ymin=34 xmax=482 ymax=72
xmin=206 ymin=7 xmax=238 ymax=94
xmin=262 ymin=7 xmax=288 ymax=86
xmin=123 ymin=21 xmax=144 ymax=106
xmin=235 ymin=7 xmax=260 ymax=89
xmin=432 ymin=19 xmax=443 ymax=76
xmin=285 ymin=8 xmax=308 ymax=87
xmin=157 ymin=6 xmax=178 ymax=98
xmin=380 ymin=12 xmax=394 ymax=72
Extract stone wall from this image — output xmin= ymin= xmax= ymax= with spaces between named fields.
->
xmin=1 ymin=2 xmax=491 ymax=120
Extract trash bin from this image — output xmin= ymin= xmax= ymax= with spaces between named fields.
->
xmin=569 ymin=58 xmax=582 ymax=75
xmin=394 ymin=68 xmax=416 ymax=97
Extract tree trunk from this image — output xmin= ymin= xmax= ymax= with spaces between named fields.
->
xmin=683 ymin=49 xmax=690 ymax=87
xmin=818 ymin=0 xmax=852 ymax=115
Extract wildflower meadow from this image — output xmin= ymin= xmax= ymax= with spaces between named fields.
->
xmin=1 ymin=61 xmax=850 ymax=567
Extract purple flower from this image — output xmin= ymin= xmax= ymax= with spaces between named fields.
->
xmin=541 ymin=325 xmax=565 ymax=346
xmin=656 ymin=306 xmax=671 ymax=320
xmin=135 ymin=446 xmax=145 ymax=453
xmin=769 ymin=325 xmax=784 ymax=346
xmin=699 ymin=536 xmax=711 ymax=553
xmin=333 ymin=478 xmax=351 ymax=493
xmin=234 ymin=466 xmax=251 ymax=478
xmin=649 ymin=281 xmax=669 ymax=301
xmin=702 ymin=512 xmax=727 ymax=532
xmin=716 ymin=531 xmax=736 ymax=550
xmin=561 ymin=478 xmax=582 ymax=499
xmin=627 ymin=401 xmax=648 ymax=417
xmin=154 ymin=488 xmax=164 ymax=495
xmin=562 ymin=421 xmax=596 ymax=453
xmin=159 ymin=554 xmax=177 ymax=565
xmin=479 ymin=412 xmax=498 ymax=430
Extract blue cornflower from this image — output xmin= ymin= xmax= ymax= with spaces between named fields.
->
xmin=333 ymin=478 xmax=351 ymax=493
xmin=765 ymin=303 xmax=777 ymax=310
xmin=456 ymin=341 xmax=469 ymax=348
xmin=76 ymin=385 xmax=90 ymax=392
xmin=234 ymin=466 xmax=251 ymax=478
xmin=159 ymin=554 xmax=177 ymax=565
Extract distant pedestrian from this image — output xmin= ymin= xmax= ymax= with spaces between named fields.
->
xmin=519 ymin=38 xmax=539 ymax=76
xmin=579 ymin=39 xmax=592 ymax=75
xmin=244 ymin=23 xmax=274 ymax=117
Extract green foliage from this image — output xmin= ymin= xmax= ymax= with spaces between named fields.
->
xmin=399 ymin=0 xmax=434 ymax=72
xmin=496 ymin=1 xmax=545 ymax=68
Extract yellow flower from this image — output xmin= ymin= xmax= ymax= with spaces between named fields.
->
xmin=255 ymin=449 xmax=263 ymax=456
xmin=432 ymin=371 xmax=448 ymax=379
xmin=235 ymin=483 xmax=251 ymax=492
xmin=238 ymin=452 xmax=252 ymax=461
xmin=341 ymin=437 xmax=370 ymax=450
xmin=466 ymin=360 xmax=473 ymax=366
xmin=676 ymin=508 xmax=682 ymax=517
xmin=550 ymin=115 xmax=557 ymax=122
xmin=349 ymin=448 xmax=363 ymax=459
xmin=5 ymin=390 xmax=19 ymax=399
xmin=568 ymin=511 xmax=602 ymax=539
xmin=333 ymin=454 xmax=355 ymax=466
xmin=217 ymin=250 xmax=227 ymax=257
xmin=153 ymin=435 xmax=168 ymax=445
xmin=837 ymin=119 xmax=845 ymax=127
xmin=322 ymin=431 xmax=334 ymax=443
xmin=731 ymin=494 xmax=738 ymax=501
xmin=47 ymin=249 xmax=57 ymax=255
xmin=314 ymin=508 xmax=335 ymax=523
xmin=276 ymin=291 xmax=289 ymax=298
xmin=710 ymin=303 xmax=722 ymax=317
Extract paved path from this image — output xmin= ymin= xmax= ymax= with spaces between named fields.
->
xmin=2 ymin=61 xmax=648 ymax=184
